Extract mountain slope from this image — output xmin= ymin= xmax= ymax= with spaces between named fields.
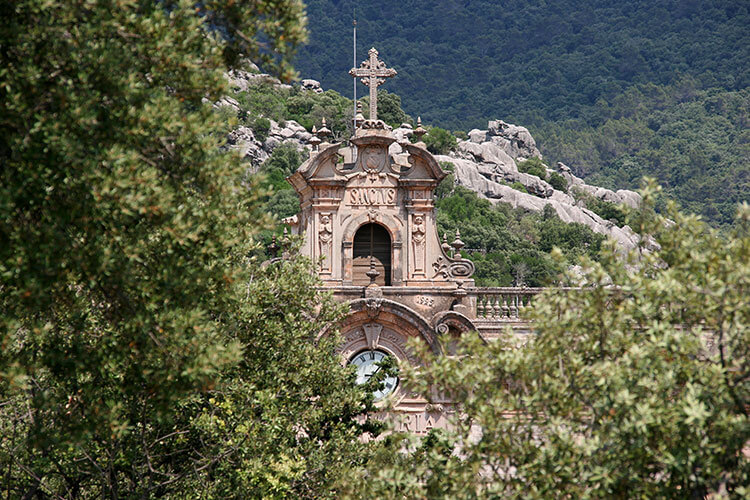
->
xmin=293 ymin=0 xmax=749 ymax=225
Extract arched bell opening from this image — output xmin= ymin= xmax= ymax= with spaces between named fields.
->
xmin=353 ymin=223 xmax=392 ymax=286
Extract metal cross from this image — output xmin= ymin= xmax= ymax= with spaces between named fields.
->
xmin=349 ymin=48 xmax=397 ymax=121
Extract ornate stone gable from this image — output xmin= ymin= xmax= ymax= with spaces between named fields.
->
xmin=286 ymin=129 xmax=472 ymax=288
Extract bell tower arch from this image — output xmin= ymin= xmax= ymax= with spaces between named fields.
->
xmin=353 ymin=223 xmax=392 ymax=286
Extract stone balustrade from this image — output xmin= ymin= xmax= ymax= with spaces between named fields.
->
xmin=470 ymin=287 xmax=543 ymax=321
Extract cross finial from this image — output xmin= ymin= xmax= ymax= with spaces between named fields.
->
xmin=349 ymin=47 xmax=397 ymax=122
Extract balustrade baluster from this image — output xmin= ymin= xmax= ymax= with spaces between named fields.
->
xmin=510 ymin=294 xmax=518 ymax=318
xmin=477 ymin=297 xmax=485 ymax=318
xmin=492 ymin=297 xmax=501 ymax=319
xmin=501 ymin=296 xmax=509 ymax=318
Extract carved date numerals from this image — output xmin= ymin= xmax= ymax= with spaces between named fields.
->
xmin=416 ymin=296 xmax=434 ymax=307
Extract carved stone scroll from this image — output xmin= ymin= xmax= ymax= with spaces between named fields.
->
xmin=432 ymin=255 xmax=476 ymax=280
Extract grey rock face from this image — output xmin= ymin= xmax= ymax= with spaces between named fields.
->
xmin=224 ymin=118 xmax=311 ymax=172
xmin=457 ymin=119 xmax=540 ymax=170
xmin=556 ymin=162 xmax=642 ymax=209
xmin=437 ymin=155 xmax=641 ymax=250
xmin=487 ymin=119 xmax=541 ymax=159
xmin=468 ymin=129 xmax=488 ymax=143
xmin=225 ymin=126 xmax=268 ymax=170
xmin=226 ymin=67 xmax=293 ymax=93
xmin=458 ymin=140 xmax=517 ymax=171
xmin=301 ymin=79 xmax=323 ymax=93
xmin=214 ymin=96 xmax=241 ymax=113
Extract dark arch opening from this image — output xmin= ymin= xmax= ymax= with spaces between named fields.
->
xmin=353 ymin=223 xmax=391 ymax=286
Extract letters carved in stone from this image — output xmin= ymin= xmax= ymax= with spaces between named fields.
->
xmin=347 ymin=187 xmax=397 ymax=206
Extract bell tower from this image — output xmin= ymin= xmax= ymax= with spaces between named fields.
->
xmin=285 ymin=49 xmax=474 ymax=288
xmin=283 ymin=48 xmax=485 ymax=432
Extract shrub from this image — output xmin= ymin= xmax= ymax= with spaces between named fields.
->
xmin=573 ymin=188 xmax=628 ymax=226
xmin=423 ymin=127 xmax=457 ymax=155
xmin=260 ymin=144 xmax=302 ymax=191
xmin=517 ymin=157 xmax=548 ymax=179
xmin=548 ymin=171 xmax=568 ymax=192
xmin=253 ymin=116 xmax=271 ymax=142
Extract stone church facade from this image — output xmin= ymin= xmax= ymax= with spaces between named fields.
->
xmin=284 ymin=49 xmax=540 ymax=434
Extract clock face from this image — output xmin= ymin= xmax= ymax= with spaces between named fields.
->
xmin=349 ymin=349 xmax=399 ymax=401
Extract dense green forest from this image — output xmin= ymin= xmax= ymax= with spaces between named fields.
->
xmin=294 ymin=0 xmax=749 ymax=225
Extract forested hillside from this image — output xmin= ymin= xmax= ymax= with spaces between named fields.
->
xmin=294 ymin=0 xmax=749 ymax=225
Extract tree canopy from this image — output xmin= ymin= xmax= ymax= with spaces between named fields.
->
xmin=354 ymin=184 xmax=750 ymax=499
xmin=0 ymin=1 xmax=375 ymax=497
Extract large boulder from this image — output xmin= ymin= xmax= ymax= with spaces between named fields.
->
xmin=458 ymin=140 xmax=517 ymax=171
xmin=467 ymin=128 xmax=489 ymax=143
xmin=487 ymin=120 xmax=541 ymax=160
xmin=301 ymin=79 xmax=323 ymax=93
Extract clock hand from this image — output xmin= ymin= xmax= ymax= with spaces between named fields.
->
xmin=364 ymin=365 xmax=381 ymax=380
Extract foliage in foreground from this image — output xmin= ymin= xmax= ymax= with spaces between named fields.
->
xmin=354 ymin=183 xmax=750 ymax=499
xmin=0 ymin=1 xmax=373 ymax=498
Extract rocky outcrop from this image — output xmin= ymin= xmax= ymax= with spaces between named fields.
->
xmin=437 ymin=155 xmax=641 ymax=249
xmin=226 ymin=126 xmax=268 ymax=167
xmin=556 ymin=162 xmax=641 ymax=209
xmin=301 ymin=79 xmax=323 ymax=93
xmin=465 ymin=119 xmax=541 ymax=161
xmin=458 ymin=141 xmax=517 ymax=171
xmin=226 ymin=63 xmax=293 ymax=93
xmin=429 ymin=119 xmax=643 ymax=248
xmin=219 ymin=63 xmax=316 ymax=171
xmin=225 ymin=119 xmax=311 ymax=172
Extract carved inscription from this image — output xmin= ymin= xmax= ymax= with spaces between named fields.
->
xmin=415 ymin=295 xmax=434 ymax=307
xmin=359 ymin=411 xmax=449 ymax=435
xmin=348 ymin=187 xmax=396 ymax=206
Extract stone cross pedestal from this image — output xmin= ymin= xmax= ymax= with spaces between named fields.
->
xmin=350 ymin=47 xmax=397 ymax=121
